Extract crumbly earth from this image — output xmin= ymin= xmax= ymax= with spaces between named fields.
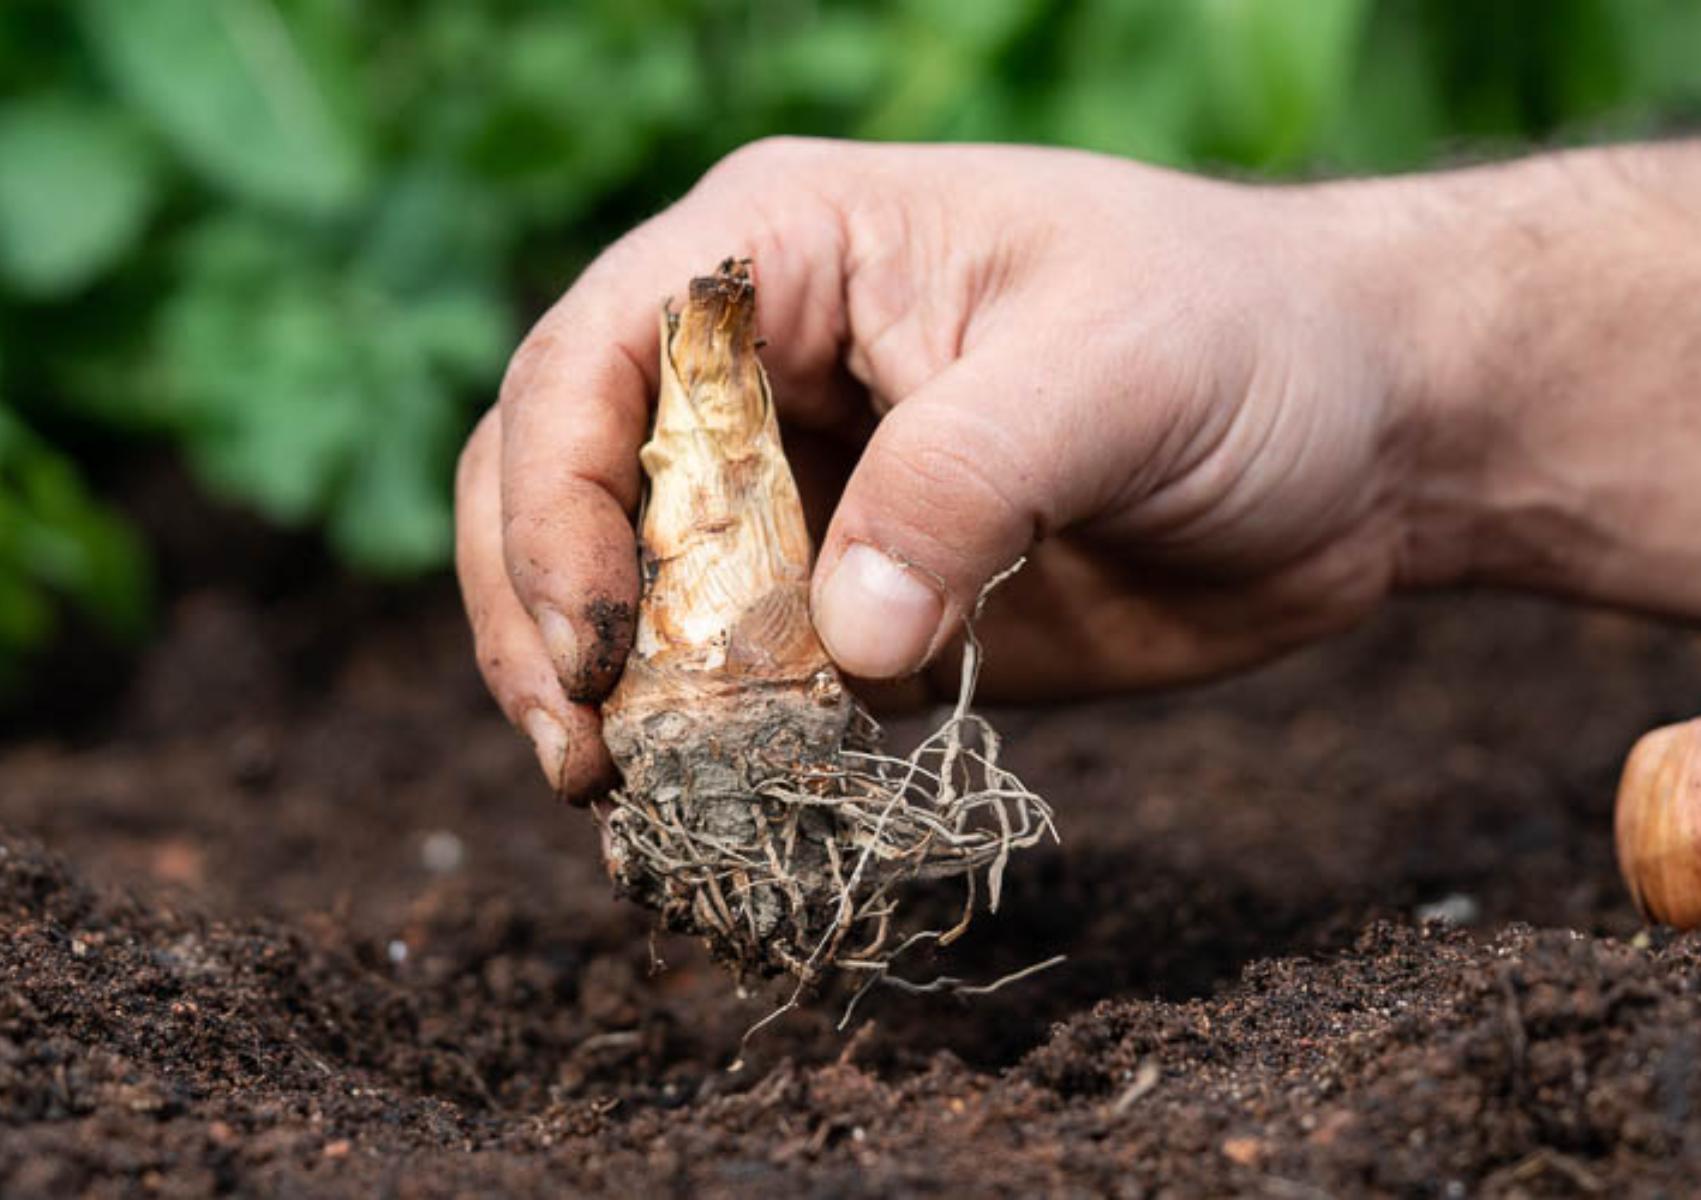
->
xmin=3 ymin=481 xmax=1701 ymax=1196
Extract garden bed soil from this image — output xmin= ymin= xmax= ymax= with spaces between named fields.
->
xmin=4 ymin=498 xmax=1701 ymax=1195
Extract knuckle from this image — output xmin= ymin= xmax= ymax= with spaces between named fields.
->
xmin=454 ymin=410 xmax=497 ymax=498
xmin=900 ymin=420 xmax=1026 ymax=525
xmin=471 ymin=622 xmax=541 ymax=726
xmin=590 ymin=221 xmax=662 ymax=278
xmin=499 ymin=505 xmax=554 ymax=561
xmin=474 ymin=639 xmax=507 ymax=690
xmin=701 ymin=136 xmax=816 ymax=190
xmin=470 ymin=621 xmax=514 ymax=700
xmin=498 ymin=326 xmax=559 ymax=409
xmin=870 ymin=418 xmax=1037 ymax=578
xmin=499 ymin=508 xmax=569 ymax=602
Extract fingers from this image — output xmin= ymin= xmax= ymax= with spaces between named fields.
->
xmin=455 ymin=410 xmax=616 ymax=801
xmin=498 ymin=331 xmax=645 ymax=702
xmin=498 ymin=137 xmax=860 ymax=702
xmin=811 ymin=351 xmax=1102 ymax=679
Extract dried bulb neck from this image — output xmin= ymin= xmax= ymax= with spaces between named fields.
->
xmin=603 ymin=258 xmax=848 ymax=749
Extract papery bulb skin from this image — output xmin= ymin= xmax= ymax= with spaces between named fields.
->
xmin=1616 ymin=718 xmax=1701 ymax=929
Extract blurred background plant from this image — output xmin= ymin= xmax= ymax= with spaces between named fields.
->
xmin=2 ymin=0 xmax=1698 ymax=687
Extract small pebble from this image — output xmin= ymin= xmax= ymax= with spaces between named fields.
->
xmin=1221 ymin=1135 xmax=1266 ymax=1166
xmin=420 ymin=830 xmax=465 ymax=874
xmin=1415 ymin=893 xmax=1480 ymax=926
xmin=386 ymin=939 xmax=409 ymax=965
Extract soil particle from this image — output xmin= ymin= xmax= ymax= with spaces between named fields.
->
xmin=573 ymin=596 xmax=636 ymax=703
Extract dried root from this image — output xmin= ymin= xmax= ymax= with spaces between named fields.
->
xmin=599 ymin=259 xmax=1057 ymax=1002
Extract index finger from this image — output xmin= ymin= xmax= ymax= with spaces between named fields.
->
xmin=497 ymin=138 xmax=860 ymax=702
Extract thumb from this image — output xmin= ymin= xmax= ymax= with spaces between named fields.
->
xmin=811 ymin=358 xmax=1077 ymax=679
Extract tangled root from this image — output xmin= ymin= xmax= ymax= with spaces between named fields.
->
xmin=601 ymin=594 xmax=1058 ymax=1011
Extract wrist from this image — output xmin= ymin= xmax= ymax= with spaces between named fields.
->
xmin=1330 ymin=145 xmax=1701 ymax=615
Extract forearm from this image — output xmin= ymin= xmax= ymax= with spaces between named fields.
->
xmin=1346 ymin=143 xmax=1701 ymax=617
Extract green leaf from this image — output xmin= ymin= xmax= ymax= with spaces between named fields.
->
xmin=325 ymin=356 xmax=457 ymax=575
xmin=154 ymin=219 xmax=367 ymax=523
xmin=0 ymin=95 xmax=159 ymax=297
xmin=77 ymin=0 xmax=367 ymax=215
xmin=860 ymin=0 xmax=1047 ymax=141
xmin=397 ymin=285 xmax=511 ymax=385
xmin=1198 ymin=0 xmax=1373 ymax=168
xmin=1041 ymin=0 xmax=1199 ymax=165
xmin=148 ymin=214 xmax=509 ymax=574
xmin=357 ymin=164 xmax=509 ymax=298
xmin=897 ymin=0 xmax=1047 ymax=55
xmin=1615 ymin=0 xmax=1701 ymax=105
xmin=458 ymin=12 xmax=701 ymax=220
xmin=0 ymin=403 xmax=151 ymax=684
xmin=743 ymin=13 xmax=891 ymax=108
xmin=1320 ymin=2 xmax=1445 ymax=171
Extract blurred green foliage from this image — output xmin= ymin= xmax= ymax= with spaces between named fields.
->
xmin=1 ymin=0 xmax=1698 ymax=679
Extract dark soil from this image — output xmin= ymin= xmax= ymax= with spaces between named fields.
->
xmin=5 ymin=496 xmax=1701 ymax=1194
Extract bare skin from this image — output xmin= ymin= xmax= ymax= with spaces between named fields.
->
xmin=454 ymin=137 xmax=1701 ymax=800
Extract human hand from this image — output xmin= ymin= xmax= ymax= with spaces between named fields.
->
xmin=454 ymin=138 xmax=1432 ymax=799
